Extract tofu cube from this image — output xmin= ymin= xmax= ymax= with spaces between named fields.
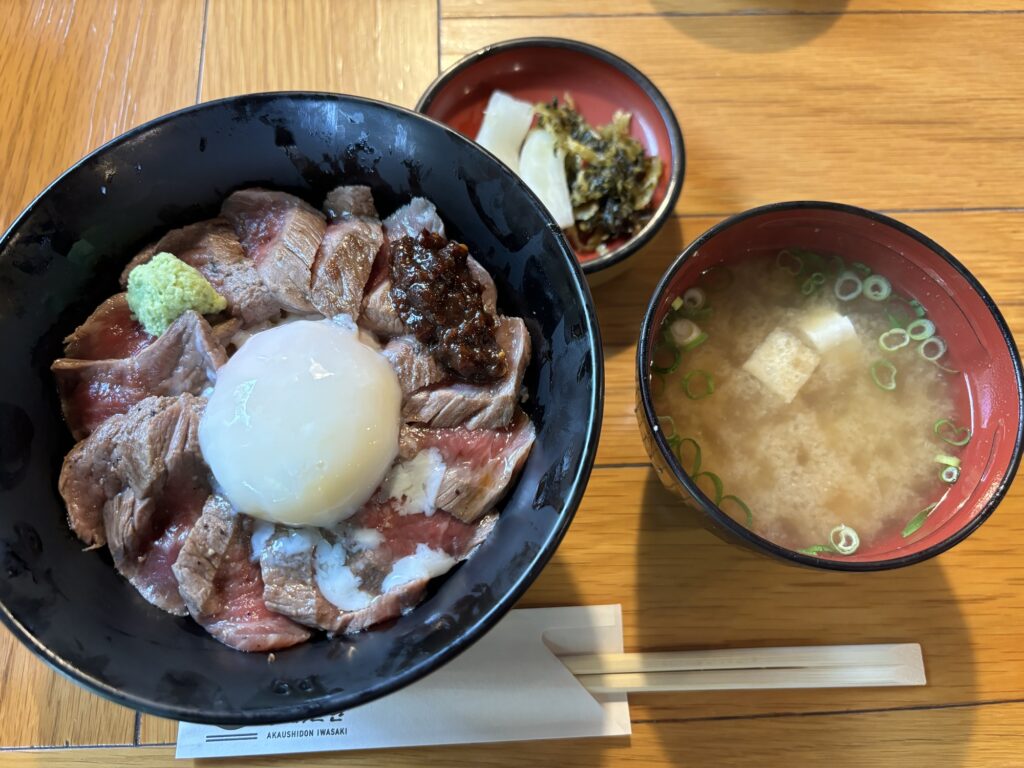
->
xmin=742 ymin=328 xmax=820 ymax=403
xmin=793 ymin=308 xmax=857 ymax=353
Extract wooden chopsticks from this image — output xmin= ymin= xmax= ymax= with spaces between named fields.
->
xmin=561 ymin=644 xmax=926 ymax=694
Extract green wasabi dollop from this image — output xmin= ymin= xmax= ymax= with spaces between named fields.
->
xmin=126 ymin=252 xmax=227 ymax=336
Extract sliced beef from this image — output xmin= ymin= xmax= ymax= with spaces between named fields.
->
xmin=221 ymin=189 xmax=326 ymax=314
xmin=309 ymin=189 xmax=384 ymax=318
xmin=382 ymin=197 xmax=445 ymax=241
xmin=120 ymin=218 xmax=282 ymax=326
xmin=259 ymin=504 xmax=494 ymax=634
xmin=323 ymin=185 xmax=378 ymax=220
xmin=403 ymin=316 xmax=530 ymax=429
xmin=399 ymin=410 xmax=535 ymax=523
xmin=173 ymin=496 xmax=310 ymax=652
xmin=58 ymin=394 xmax=209 ymax=614
xmin=359 ymin=279 xmax=406 ymax=337
xmin=52 ymin=311 xmax=227 ymax=440
xmin=382 ymin=336 xmax=446 ymax=395
xmin=64 ymin=293 xmax=153 ymax=360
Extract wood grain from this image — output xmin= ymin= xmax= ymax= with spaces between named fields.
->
xmin=592 ymin=212 xmax=1024 ymax=466
xmin=0 ymin=0 xmax=204 ymax=234
xmin=441 ymin=13 xmax=1024 ymax=213
xmin=11 ymin=704 xmax=1024 ymax=766
xmin=202 ymin=0 xmax=439 ymax=108
xmin=0 ymin=0 xmax=203 ymax=749
xmin=443 ymin=0 xmax=1024 ymax=17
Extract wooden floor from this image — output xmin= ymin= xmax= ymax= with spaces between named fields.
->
xmin=2 ymin=1 xmax=1024 ymax=765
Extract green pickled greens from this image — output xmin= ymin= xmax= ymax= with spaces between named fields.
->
xmin=534 ymin=95 xmax=663 ymax=253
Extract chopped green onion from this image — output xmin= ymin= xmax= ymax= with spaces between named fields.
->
xmin=870 ymin=359 xmax=897 ymax=391
xmin=801 ymin=272 xmax=826 ymax=296
xmin=879 ymin=328 xmax=910 ymax=352
xmin=693 ymin=470 xmax=724 ymax=505
xmin=885 ymin=294 xmax=926 ymax=328
xmin=798 ymin=525 xmax=860 ymax=556
xmin=850 ymin=261 xmax=872 ymax=277
xmin=682 ymin=287 xmax=706 ymax=311
xmin=683 ymin=370 xmax=715 ymax=399
xmin=670 ymin=296 xmax=683 ymax=311
xmin=669 ymin=318 xmax=701 ymax=347
xmin=676 ymin=437 xmax=702 ymax=474
xmin=863 ymin=274 xmax=892 ymax=301
xmin=901 ymin=502 xmax=939 ymax=537
xmin=651 ymin=341 xmax=681 ymax=374
xmin=667 ymin=434 xmax=682 ymax=452
xmin=834 ymin=271 xmax=863 ymax=301
xmin=830 ymin=524 xmax=860 ymax=555
xmin=721 ymin=494 xmax=753 ymax=527
xmin=776 ymin=249 xmax=804 ymax=276
xmin=934 ymin=418 xmax=972 ymax=446
xmin=681 ymin=305 xmax=713 ymax=320
xmin=934 ymin=453 xmax=962 ymax=469
xmin=932 ymin=361 xmax=961 ymax=375
xmin=657 ymin=415 xmax=678 ymax=438
xmin=906 ymin=318 xmax=936 ymax=341
xmin=700 ymin=265 xmax=734 ymax=292
xmin=798 ymin=544 xmax=835 ymax=556
xmin=919 ymin=336 xmax=947 ymax=361
xmin=683 ymin=332 xmax=709 ymax=351
xmin=940 ymin=465 xmax=961 ymax=484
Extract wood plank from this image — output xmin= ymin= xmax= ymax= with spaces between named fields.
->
xmin=593 ymin=211 xmax=1024 ymax=466
xmin=0 ymin=0 xmax=204 ymax=234
xmin=444 ymin=0 xmax=1024 ymax=17
xmin=11 ymin=704 xmax=1024 ymax=766
xmin=440 ymin=14 xmax=1024 ymax=213
xmin=138 ymin=715 xmax=175 ymax=746
xmin=202 ymin=0 xmax=439 ymax=109
xmin=0 ymin=0 xmax=204 ymax=749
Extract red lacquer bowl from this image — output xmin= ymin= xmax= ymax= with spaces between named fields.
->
xmin=636 ymin=201 xmax=1024 ymax=570
xmin=416 ymin=37 xmax=684 ymax=284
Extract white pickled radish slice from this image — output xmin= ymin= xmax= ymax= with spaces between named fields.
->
xmin=517 ymin=129 xmax=575 ymax=229
xmin=793 ymin=308 xmax=857 ymax=352
xmin=475 ymin=90 xmax=535 ymax=174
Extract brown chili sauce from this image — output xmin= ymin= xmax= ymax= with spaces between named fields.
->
xmin=389 ymin=232 xmax=507 ymax=383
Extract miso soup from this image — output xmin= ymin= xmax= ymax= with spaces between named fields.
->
xmin=650 ymin=252 xmax=971 ymax=555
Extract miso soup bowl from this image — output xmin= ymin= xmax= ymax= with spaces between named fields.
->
xmin=636 ymin=201 xmax=1024 ymax=571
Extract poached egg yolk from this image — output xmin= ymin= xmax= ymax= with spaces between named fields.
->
xmin=199 ymin=319 xmax=401 ymax=527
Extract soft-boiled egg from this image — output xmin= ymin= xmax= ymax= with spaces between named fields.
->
xmin=199 ymin=319 xmax=401 ymax=527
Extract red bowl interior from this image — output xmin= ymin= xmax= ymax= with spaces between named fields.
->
xmin=643 ymin=203 xmax=1023 ymax=567
xmin=418 ymin=40 xmax=678 ymax=269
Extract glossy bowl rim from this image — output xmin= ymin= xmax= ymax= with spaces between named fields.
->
xmin=636 ymin=199 xmax=1024 ymax=571
xmin=414 ymin=35 xmax=686 ymax=276
xmin=0 ymin=90 xmax=605 ymax=723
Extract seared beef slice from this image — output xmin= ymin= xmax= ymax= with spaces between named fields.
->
xmin=310 ymin=185 xmax=384 ymax=318
xmin=121 ymin=218 xmax=282 ymax=325
xmin=399 ymin=410 xmax=536 ymax=523
xmin=174 ymin=496 xmax=310 ymax=652
xmin=63 ymin=293 xmax=153 ymax=360
xmin=221 ymin=189 xmax=325 ymax=314
xmin=403 ymin=316 xmax=530 ymax=429
xmin=58 ymin=394 xmax=210 ymax=614
xmin=52 ymin=311 xmax=227 ymax=440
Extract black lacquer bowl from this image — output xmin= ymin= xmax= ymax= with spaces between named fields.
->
xmin=0 ymin=93 xmax=602 ymax=724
